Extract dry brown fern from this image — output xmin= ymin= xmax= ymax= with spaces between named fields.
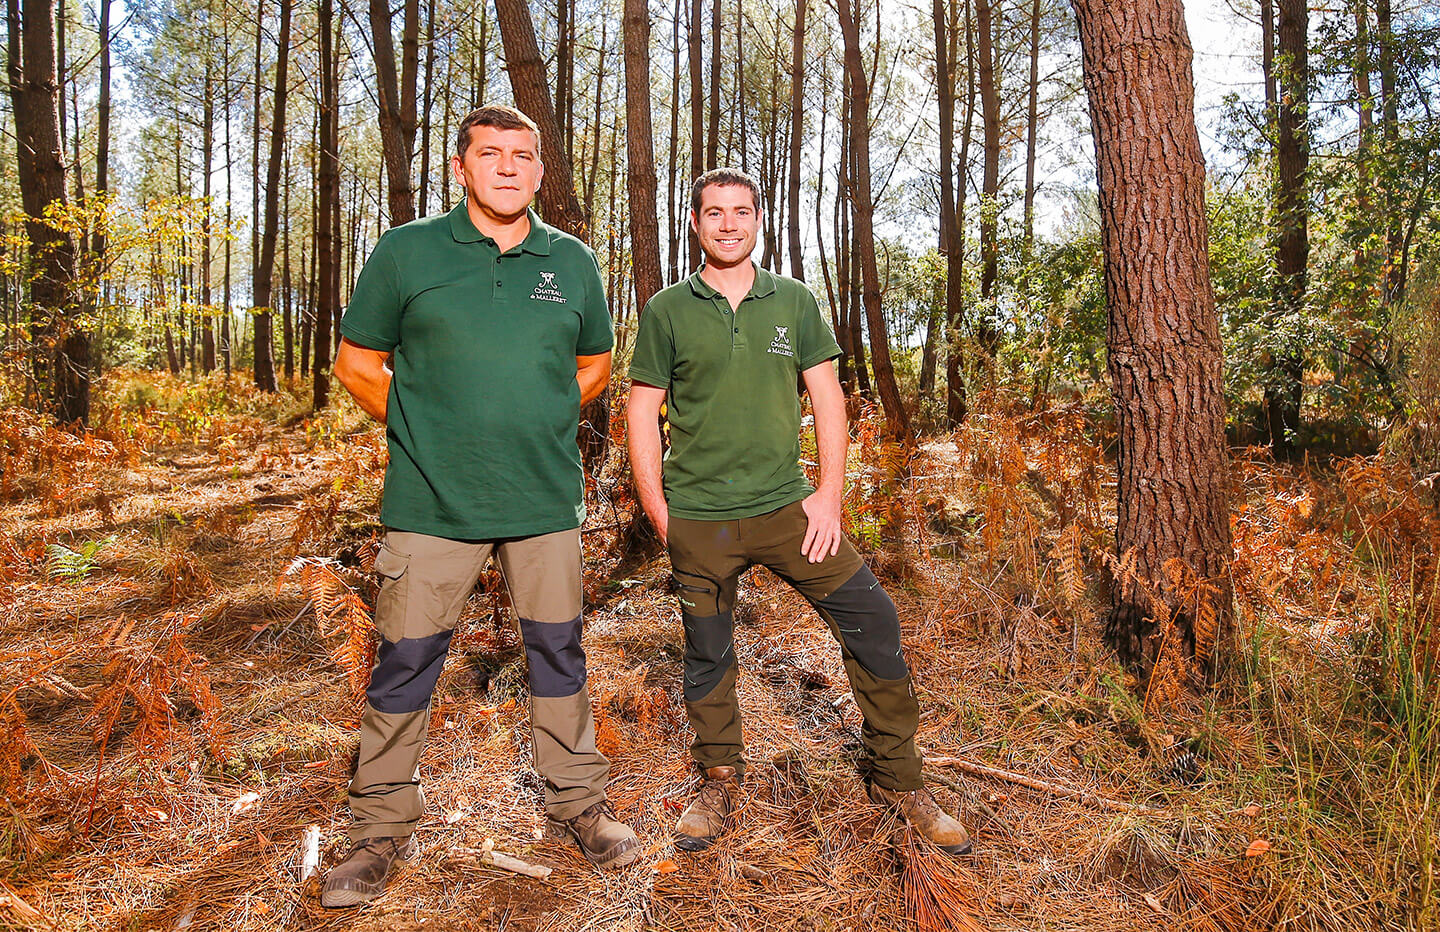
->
xmin=87 ymin=611 xmax=227 ymax=762
xmin=285 ymin=556 xmax=377 ymax=696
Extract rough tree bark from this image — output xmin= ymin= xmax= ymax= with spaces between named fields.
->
xmin=1264 ymin=0 xmax=1307 ymax=456
xmin=1071 ymin=0 xmax=1233 ymax=676
xmin=251 ymin=0 xmax=291 ymax=391
xmin=946 ymin=0 xmax=975 ymax=426
xmin=368 ymin=0 xmax=421 ymax=226
xmin=837 ymin=0 xmax=910 ymax=442
xmin=688 ymin=0 xmax=703 ymax=270
xmin=786 ymin=0 xmax=806 ymax=281
xmin=623 ymin=0 xmax=662 ymax=309
xmin=493 ymin=0 xmax=589 ymax=238
xmin=975 ymin=0 xmax=1000 ymax=368
xmin=7 ymin=0 xmax=82 ymax=422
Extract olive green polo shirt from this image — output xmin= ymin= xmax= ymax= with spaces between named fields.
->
xmin=628 ymin=264 xmax=841 ymax=520
xmin=341 ymin=204 xmax=613 ymax=540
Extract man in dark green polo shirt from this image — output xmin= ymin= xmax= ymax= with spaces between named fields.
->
xmin=322 ymin=105 xmax=639 ymax=908
xmin=626 ymin=168 xmax=971 ymax=857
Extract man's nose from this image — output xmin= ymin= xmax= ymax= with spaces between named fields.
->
xmin=497 ymin=155 xmax=517 ymax=175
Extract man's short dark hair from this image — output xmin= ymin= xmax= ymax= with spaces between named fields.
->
xmin=455 ymin=105 xmax=542 ymax=160
xmin=690 ymin=168 xmax=762 ymax=214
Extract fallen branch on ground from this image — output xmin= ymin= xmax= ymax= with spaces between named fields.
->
xmin=926 ymin=755 xmax=1162 ymax=814
xmin=445 ymin=839 xmax=553 ymax=881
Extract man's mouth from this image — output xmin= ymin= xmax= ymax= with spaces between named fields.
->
xmin=716 ymin=237 xmax=742 ymax=247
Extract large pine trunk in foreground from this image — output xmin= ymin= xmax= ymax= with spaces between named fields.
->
xmin=7 ymin=0 xmax=83 ymax=423
xmin=1071 ymin=0 xmax=1233 ymax=678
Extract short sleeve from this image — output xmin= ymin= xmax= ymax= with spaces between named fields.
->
xmin=794 ymin=287 xmax=842 ymax=371
xmin=627 ymin=301 xmax=674 ymax=388
xmin=576 ymin=246 xmax=615 ymax=355
xmin=340 ymin=232 xmax=403 ymax=351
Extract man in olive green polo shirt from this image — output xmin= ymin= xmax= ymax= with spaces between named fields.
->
xmin=626 ymin=168 xmax=972 ymax=856
xmin=322 ymin=105 xmax=639 ymax=908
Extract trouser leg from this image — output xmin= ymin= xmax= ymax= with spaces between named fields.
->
xmin=750 ymin=503 xmax=924 ymax=791
xmin=497 ymin=528 xmax=608 ymax=819
xmin=667 ymin=515 xmax=749 ymax=776
xmin=349 ymin=531 xmax=492 ymax=842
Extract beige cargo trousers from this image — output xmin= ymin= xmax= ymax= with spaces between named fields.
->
xmin=347 ymin=527 xmax=610 ymax=842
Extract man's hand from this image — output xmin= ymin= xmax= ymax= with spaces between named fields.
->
xmin=800 ymin=488 xmax=843 ymax=563
xmin=626 ymin=382 xmax=670 ymax=545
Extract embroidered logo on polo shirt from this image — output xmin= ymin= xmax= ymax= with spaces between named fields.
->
xmin=768 ymin=325 xmax=793 ymax=357
xmin=529 ymin=270 xmax=567 ymax=304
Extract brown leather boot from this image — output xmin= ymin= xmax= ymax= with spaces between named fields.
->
xmin=546 ymin=801 xmax=641 ymax=869
xmin=320 ymin=835 xmax=415 ymax=908
xmin=867 ymin=783 xmax=973 ymax=855
xmin=674 ymin=765 xmax=741 ymax=851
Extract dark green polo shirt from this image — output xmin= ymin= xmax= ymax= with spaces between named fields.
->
xmin=341 ymin=204 xmax=613 ymax=540
xmin=628 ymin=264 xmax=841 ymax=520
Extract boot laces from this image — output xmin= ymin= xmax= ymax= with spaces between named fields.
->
xmin=904 ymin=788 xmax=942 ymax=821
xmin=695 ymin=776 xmax=735 ymax=815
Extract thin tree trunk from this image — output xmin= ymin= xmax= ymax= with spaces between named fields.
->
xmin=418 ymin=0 xmax=436 ymax=218
xmin=623 ymin=0 xmax=662 ymax=310
xmin=1071 ymin=0 xmax=1233 ymax=678
xmin=201 ymin=58 xmax=215 ymax=371
xmin=837 ymin=0 xmax=909 ymax=441
xmin=1022 ymin=0 xmax=1041 ymax=259
xmin=1376 ymin=0 xmax=1401 ymax=303
xmin=927 ymin=0 xmax=954 ymax=402
xmin=1265 ymin=0 xmax=1307 ymax=456
xmin=688 ymin=0 xmax=703 ymax=270
xmin=786 ymin=0 xmax=806 ymax=282
xmin=975 ymin=0 xmax=1000 ymax=368
xmin=252 ymin=0 xmax=292 ymax=391
xmin=947 ymin=0 xmax=975 ymax=425
xmin=92 ymin=0 xmax=110 ymax=260
xmin=667 ymin=0 xmax=681 ymax=283
xmin=494 ymin=0 xmax=589 ymax=237
xmin=706 ymin=0 xmax=720 ymax=169
xmin=282 ymin=142 xmax=294 ymax=382
xmin=369 ymin=0 xmax=420 ymax=226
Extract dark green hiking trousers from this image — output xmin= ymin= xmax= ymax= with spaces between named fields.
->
xmin=666 ymin=500 xmax=923 ymax=790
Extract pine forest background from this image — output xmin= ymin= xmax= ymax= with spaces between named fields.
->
xmin=1 ymin=0 xmax=1439 ymax=929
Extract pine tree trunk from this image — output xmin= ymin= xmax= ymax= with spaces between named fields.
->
xmin=1265 ymin=0 xmax=1307 ymax=456
xmin=837 ymin=0 xmax=910 ymax=441
xmin=201 ymin=60 xmax=216 ymax=371
xmin=946 ymin=0 xmax=974 ymax=427
xmin=493 ymin=0 xmax=589 ymax=238
xmin=252 ymin=0 xmax=291 ymax=392
xmin=975 ymin=0 xmax=1000 ymax=368
xmin=688 ymin=0 xmax=704 ymax=271
xmin=787 ymin=0 xmax=806 ymax=282
xmin=7 ymin=0 xmax=83 ymax=422
xmin=314 ymin=0 xmax=337 ymax=408
xmin=623 ymin=0 xmax=662 ymax=309
xmin=666 ymin=0 xmax=682 ymax=283
xmin=369 ymin=0 xmax=420 ymax=226
xmin=1071 ymin=0 xmax=1234 ymax=677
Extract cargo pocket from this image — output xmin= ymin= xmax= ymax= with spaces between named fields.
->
xmin=371 ymin=542 xmax=411 ymax=643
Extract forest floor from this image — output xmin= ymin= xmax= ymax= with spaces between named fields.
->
xmin=0 ymin=371 xmax=1434 ymax=931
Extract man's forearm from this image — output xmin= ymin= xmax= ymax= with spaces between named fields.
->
xmin=812 ymin=395 xmax=848 ymax=498
xmin=336 ymin=363 xmax=392 ymax=423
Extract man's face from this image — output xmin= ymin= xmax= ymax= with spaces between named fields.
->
xmin=690 ymin=183 xmax=760 ymax=269
xmin=451 ymin=125 xmax=544 ymax=221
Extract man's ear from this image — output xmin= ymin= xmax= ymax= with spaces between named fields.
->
xmin=689 ymin=209 xmax=699 ymax=235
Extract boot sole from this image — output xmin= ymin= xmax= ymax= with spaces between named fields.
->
xmin=673 ymin=832 xmax=717 ymax=852
xmin=546 ymin=818 xmax=641 ymax=869
xmin=320 ymin=886 xmax=382 ymax=909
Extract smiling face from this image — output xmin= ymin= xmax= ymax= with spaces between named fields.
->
xmin=690 ymin=183 xmax=760 ymax=270
xmin=451 ymin=124 xmax=544 ymax=224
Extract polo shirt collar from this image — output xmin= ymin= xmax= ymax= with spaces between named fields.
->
xmin=687 ymin=262 xmax=777 ymax=301
xmin=447 ymin=204 xmax=553 ymax=256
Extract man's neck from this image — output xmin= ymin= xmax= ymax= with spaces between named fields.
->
xmin=467 ymin=198 xmax=531 ymax=253
xmin=699 ymin=259 xmax=756 ymax=310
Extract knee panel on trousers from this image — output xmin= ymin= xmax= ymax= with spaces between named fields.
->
xmin=367 ymin=629 xmax=455 ymax=714
xmin=519 ymin=615 xmax=586 ymax=698
xmin=818 ymin=566 xmax=909 ymax=681
xmin=682 ymin=610 xmax=735 ymax=702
